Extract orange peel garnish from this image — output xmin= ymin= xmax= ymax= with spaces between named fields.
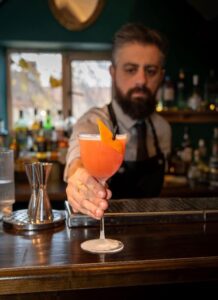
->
xmin=97 ymin=119 xmax=123 ymax=153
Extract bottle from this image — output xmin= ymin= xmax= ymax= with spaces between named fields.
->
xmin=0 ymin=118 xmax=8 ymax=147
xmin=35 ymin=122 xmax=47 ymax=160
xmin=50 ymin=127 xmax=58 ymax=161
xmin=177 ymin=69 xmax=186 ymax=110
xmin=180 ymin=126 xmax=193 ymax=174
xmin=31 ymin=108 xmax=41 ymax=132
xmin=9 ymin=133 xmax=19 ymax=161
xmin=204 ymin=69 xmax=217 ymax=110
xmin=43 ymin=109 xmax=53 ymax=142
xmin=211 ymin=127 xmax=218 ymax=158
xmin=43 ymin=109 xmax=53 ymax=131
xmin=64 ymin=109 xmax=75 ymax=138
xmin=197 ymin=139 xmax=209 ymax=183
xmin=14 ymin=110 xmax=28 ymax=151
xmin=163 ymin=76 xmax=175 ymax=110
xmin=197 ymin=139 xmax=207 ymax=162
xmin=187 ymin=74 xmax=202 ymax=111
xmin=54 ymin=110 xmax=65 ymax=140
xmin=209 ymin=128 xmax=218 ymax=187
xmin=187 ymin=149 xmax=201 ymax=187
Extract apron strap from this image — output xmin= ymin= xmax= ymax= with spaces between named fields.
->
xmin=148 ymin=117 xmax=162 ymax=155
xmin=108 ymin=102 xmax=119 ymax=134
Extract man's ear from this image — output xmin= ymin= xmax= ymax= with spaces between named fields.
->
xmin=109 ymin=64 xmax=115 ymax=80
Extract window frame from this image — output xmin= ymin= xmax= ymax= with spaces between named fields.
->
xmin=7 ymin=49 xmax=112 ymax=131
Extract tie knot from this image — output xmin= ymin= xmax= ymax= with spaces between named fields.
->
xmin=134 ymin=120 xmax=146 ymax=131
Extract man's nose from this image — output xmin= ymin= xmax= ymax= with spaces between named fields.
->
xmin=135 ymin=69 xmax=148 ymax=86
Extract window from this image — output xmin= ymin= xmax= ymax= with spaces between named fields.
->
xmin=7 ymin=50 xmax=112 ymax=129
xmin=8 ymin=51 xmax=62 ymax=128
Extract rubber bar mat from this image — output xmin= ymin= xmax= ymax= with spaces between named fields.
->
xmin=65 ymin=197 xmax=218 ymax=227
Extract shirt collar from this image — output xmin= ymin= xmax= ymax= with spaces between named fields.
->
xmin=111 ymin=99 xmax=136 ymax=130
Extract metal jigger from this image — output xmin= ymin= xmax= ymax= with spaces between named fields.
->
xmin=34 ymin=162 xmax=53 ymax=223
xmin=24 ymin=162 xmax=39 ymax=222
xmin=3 ymin=162 xmax=65 ymax=231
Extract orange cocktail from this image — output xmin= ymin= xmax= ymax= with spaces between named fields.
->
xmin=79 ymin=134 xmax=126 ymax=181
xmin=79 ymin=120 xmax=127 ymax=254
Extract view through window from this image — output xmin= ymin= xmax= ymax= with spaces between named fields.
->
xmin=71 ymin=60 xmax=112 ymax=121
xmin=9 ymin=52 xmax=62 ymax=128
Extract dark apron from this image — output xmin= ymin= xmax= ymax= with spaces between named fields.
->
xmin=107 ymin=103 xmax=165 ymax=199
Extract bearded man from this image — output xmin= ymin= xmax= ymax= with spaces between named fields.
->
xmin=65 ymin=23 xmax=172 ymax=219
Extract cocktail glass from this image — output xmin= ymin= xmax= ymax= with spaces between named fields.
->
xmin=79 ymin=133 xmax=127 ymax=253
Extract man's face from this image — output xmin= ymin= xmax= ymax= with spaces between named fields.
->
xmin=110 ymin=43 xmax=164 ymax=120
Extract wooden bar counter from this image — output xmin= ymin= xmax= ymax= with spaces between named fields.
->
xmin=1 ymin=210 xmax=218 ymax=299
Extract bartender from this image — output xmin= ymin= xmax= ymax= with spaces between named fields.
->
xmin=65 ymin=23 xmax=172 ymax=220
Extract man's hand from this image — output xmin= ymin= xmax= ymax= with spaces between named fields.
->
xmin=66 ymin=162 xmax=112 ymax=219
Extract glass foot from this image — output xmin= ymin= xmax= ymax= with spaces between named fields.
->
xmin=81 ymin=238 xmax=124 ymax=253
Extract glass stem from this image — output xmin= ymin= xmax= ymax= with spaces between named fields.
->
xmin=99 ymin=217 xmax=105 ymax=239
xmin=99 ymin=179 xmax=106 ymax=240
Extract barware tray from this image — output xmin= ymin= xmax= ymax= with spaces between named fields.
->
xmin=65 ymin=197 xmax=218 ymax=227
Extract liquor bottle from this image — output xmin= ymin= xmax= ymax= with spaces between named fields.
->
xmin=54 ymin=110 xmax=65 ymax=140
xmin=209 ymin=128 xmax=218 ymax=187
xmin=177 ymin=69 xmax=186 ymax=110
xmin=9 ymin=133 xmax=19 ymax=160
xmin=14 ymin=110 xmax=28 ymax=151
xmin=163 ymin=76 xmax=175 ymax=110
xmin=197 ymin=139 xmax=209 ymax=183
xmin=35 ymin=122 xmax=46 ymax=160
xmin=187 ymin=149 xmax=201 ymax=187
xmin=180 ymin=126 xmax=193 ymax=174
xmin=43 ymin=109 xmax=53 ymax=131
xmin=50 ymin=127 xmax=58 ymax=161
xmin=0 ymin=118 xmax=8 ymax=147
xmin=31 ymin=108 xmax=41 ymax=132
xmin=64 ymin=109 xmax=75 ymax=138
xmin=43 ymin=109 xmax=53 ymax=142
xmin=197 ymin=139 xmax=207 ymax=162
xmin=203 ymin=69 xmax=218 ymax=111
xmin=187 ymin=74 xmax=202 ymax=111
xmin=211 ymin=127 xmax=218 ymax=158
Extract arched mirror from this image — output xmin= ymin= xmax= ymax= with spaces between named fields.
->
xmin=48 ymin=0 xmax=105 ymax=31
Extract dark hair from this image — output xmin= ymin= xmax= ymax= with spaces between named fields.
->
xmin=112 ymin=23 xmax=169 ymax=66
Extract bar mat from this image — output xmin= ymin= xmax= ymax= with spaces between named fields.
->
xmin=65 ymin=197 xmax=218 ymax=227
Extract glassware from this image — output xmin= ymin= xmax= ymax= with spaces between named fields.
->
xmin=0 ymin=148 xmax=15 ymax=219
xmin=78 ymin=133 xmax=127 ymax=253
xmin=34 ymin=162 xmax=53 ymax=223
xmin=24 ymin=162 xmax=39 ymax=222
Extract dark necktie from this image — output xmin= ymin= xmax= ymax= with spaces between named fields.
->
xmin=135 ymin=120 xmax=148 ymax=161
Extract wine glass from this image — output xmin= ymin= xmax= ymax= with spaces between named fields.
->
xmin=78 ymin=133 xmax=127 ymax=253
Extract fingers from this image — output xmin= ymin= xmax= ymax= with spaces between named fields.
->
xmin=66 ymin=167 xmax=111 ymax=220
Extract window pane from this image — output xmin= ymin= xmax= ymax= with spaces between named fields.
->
xmin=71 ymin=60 xmax=111 ymax=120
xmin=10 ymin=52 xmax=62 ymax=127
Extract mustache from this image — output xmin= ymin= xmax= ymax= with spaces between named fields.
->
xmin=127 ymin=85 xmax=152 ymax=97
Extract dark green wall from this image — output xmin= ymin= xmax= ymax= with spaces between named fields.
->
xmin=0 ymin=0 xmax=218 ymax=147
xmin=0 ymin=0 xmax=134 ymax=46
xmin=0 ymin=48 xmax=7 ymax=123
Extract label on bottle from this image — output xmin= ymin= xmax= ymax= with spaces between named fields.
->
xmin=163 ymin=88 xmax=175 ymax=102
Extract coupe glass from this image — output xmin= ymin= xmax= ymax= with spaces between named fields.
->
xmin=79 ymin=133 xmax=127 ymax=253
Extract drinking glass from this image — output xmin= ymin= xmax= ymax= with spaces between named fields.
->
xmin=79 ymin=133 xmax=127 ymax=253
xmin=0 ymin=148 xmax=15 ymax=219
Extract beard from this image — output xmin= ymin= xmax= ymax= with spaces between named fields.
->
xmin=114 ymin=83 xmax=156 ymax=120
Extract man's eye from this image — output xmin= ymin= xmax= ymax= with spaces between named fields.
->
xmin=145 ymin=68 xmax=158 ymax=77
xmin=124 ymin=67 xmax=136 ymax=74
